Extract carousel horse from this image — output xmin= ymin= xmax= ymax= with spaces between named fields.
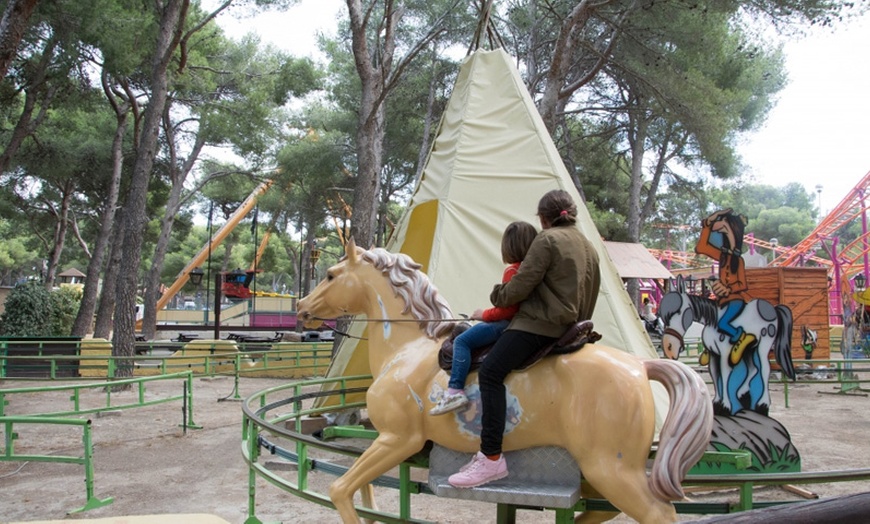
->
xmin=658 ymin=277 xmax=795 ymax=416
xmin=297 ymin=240 xmax=713 ymax=524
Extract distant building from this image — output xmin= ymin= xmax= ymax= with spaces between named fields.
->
xmin=57 ymin=268 xmax=87 ymax=285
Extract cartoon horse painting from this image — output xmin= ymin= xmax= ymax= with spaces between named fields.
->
xmin=659 ymin=276 xmax=796 ymax=416
xmin=801 ymin=325 xmax=818 ymax=359
xmin=297 ymin=240 xmax=713 ymax=523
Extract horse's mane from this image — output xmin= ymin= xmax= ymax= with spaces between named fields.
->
xmin=361 ymin=248 xmax=456 ymax=340
xmin=688 ymin=294 xmax=718 ymax=326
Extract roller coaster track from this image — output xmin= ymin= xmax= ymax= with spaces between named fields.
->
xmin=772 ymin=170 xmax=870 ymax=275
xmin=648 ymin=249 xmax=708 ymax=269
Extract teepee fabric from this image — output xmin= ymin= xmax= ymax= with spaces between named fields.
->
xmin=323 ymin=48 xmax=667 ymax=426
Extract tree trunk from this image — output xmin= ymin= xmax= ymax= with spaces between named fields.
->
xmin=43 ymin=184 xmax=73 ymax=290
xmin=141 ymin=126 xmax=204 ymax=339
xmin=412 ymin=49 xmax=440 ymax=187
xmin=353 ymin=108 xmax=385 ymax=247
xmin=624 ymin=103 xmax=650 ymax=312
xmin=112 ymin=0 xmax=188 ymax=378
xmin=346 ymin=0 xmax=395 ymax=248
xmin=627 ymin=108 xmax=648 ymax=243
xmin=94 ymin=213 xmax=125 ymax=339
xmin=0 ymin=0 xmax=39 ymax=79
xmin=71 ymin=82 xmax=128 ymax=338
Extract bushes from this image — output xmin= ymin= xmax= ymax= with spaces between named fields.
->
xmin=0 ymin=282 xmax=81 ymax=337
xmin=49 ymin=286 xmax=82 ymax=336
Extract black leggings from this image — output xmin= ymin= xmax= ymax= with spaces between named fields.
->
xmin=478 ymin=329 xmax=557 ymax=456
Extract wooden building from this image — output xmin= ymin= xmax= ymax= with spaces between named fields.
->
xmin=745 ymin=267 xmax=830 ymax=360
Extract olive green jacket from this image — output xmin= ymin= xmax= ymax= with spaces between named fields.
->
xmin=489 ymin=225 xmax=600 ymax=338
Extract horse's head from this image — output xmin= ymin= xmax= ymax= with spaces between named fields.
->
xmin=296 ymin=239 xmax=455 ymax=340
xmin=658 ymin=291 xmax=693 ymax=360
xmin=297 ymin=239 xmax=369 ymax=329
xmin=801 ymin=325 xmax=818 ymax=350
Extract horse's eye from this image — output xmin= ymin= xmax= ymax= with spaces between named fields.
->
xmin=327 ymin=272 xmax=334 ymax=281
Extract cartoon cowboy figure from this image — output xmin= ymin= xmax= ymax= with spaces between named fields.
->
xmin=695 ymin=208 xmax=754 ymax=365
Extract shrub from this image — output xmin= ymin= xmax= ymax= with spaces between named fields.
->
xmin=0 ymin=282 xmax=82 ymax=337
xmin=49 ymin=286 xmax=82 ymax=336
xmin=0 ymin=281 xmax=52 ymax=336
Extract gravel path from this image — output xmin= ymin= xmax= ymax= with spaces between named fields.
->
xmin=1 ymin=371 xmax=869 ymax=523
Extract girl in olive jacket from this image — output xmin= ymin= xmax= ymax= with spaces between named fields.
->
xmin=448 ymin=189 xmax=601 ymax=489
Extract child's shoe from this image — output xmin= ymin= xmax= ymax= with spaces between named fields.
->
xmin=429 ymin=390 xmax=468 ymax=415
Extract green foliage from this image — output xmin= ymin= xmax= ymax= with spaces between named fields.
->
xmin=0 ymin=219 xmax=42 ymax=286
xmin=0 ymin=282 xmax=82 ymax=337
xmin=0 ymin=282 xmax=53 ymax=336
xmin=49 ymin=286 xmax=82 ymax=336
xmin=708 ymin=182 xmax=816 ymax=247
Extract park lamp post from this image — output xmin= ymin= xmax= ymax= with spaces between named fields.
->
xmin=854 ymin=273 xmax=866 ymax=293
xmin=188 ymin=267 xmax=204 ymax=286
xmin=189 ymin=267 xmax=204 ymax=312
xmin=310 ymin=245 xmax=321 ymax=291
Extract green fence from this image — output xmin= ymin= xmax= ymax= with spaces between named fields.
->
xmin=0 ymin=336 xmax=83 ymax=378
xmin=675 ymin=333 xmax=870 ymax=407
xmin=0 ymin=416 xmax=113 ymax=514
xmin=0 ymin=371 xmax=199 ymax=427
xmin=0 ymin=372 xmax=200 ymax=514
xmin=0 ymin=341 xmax=334 ymax=398
xmin=239 ymin=375 xmax=870 ymax=524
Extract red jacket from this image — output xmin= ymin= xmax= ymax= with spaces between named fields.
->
xmin=481 ymin=262 xmax=521 ymax=322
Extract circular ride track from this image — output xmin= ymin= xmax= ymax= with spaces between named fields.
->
xmin=241 ymin=374 xmax=870 ymax=523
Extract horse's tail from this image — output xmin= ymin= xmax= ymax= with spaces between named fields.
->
xmin=771 ymin=304 xmax=796 ymax=380
xmin=644 ymin=359 xmax=713 ymax=501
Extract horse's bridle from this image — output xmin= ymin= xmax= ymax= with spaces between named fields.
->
xmin=662 ymin=327 xmax=683 ymax=345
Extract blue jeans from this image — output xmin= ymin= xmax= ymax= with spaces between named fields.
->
xmin=448 ymin=320 xmax=509 ymax=390
xmin=718 ymin=300 xmax=745 ymax=343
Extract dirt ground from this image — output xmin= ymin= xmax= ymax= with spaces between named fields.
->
xmin=1 ymin=366 xmax=869 ymax=524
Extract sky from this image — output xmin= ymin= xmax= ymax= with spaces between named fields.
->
xmin=211 ymin=1 xmax=869 ymax=217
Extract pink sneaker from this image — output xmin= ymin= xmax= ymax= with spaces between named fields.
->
xmin=447 ymin=451 xmax=508 ymax=488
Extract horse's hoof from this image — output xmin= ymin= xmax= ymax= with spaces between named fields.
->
xmin=699 ymin=350 xmax=709 ymax=366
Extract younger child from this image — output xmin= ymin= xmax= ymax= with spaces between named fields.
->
xmin=430 ymin=221 xmax=538 ymax=416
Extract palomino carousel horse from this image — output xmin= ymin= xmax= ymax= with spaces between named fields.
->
xmin=659 ymin=277 xmax=795 ymax=416
xmin=297 ymin=240 xmax=713 ymax=524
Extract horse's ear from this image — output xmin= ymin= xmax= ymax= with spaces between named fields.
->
xmin=346 ymin=238 xmax=359 ymax=265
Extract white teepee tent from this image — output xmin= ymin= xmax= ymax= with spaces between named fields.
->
xmin=321 ymin=48 xmax=667 ymax=426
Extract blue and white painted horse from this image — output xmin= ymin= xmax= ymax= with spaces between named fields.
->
xmin=659 ymin=277 xmax=795 ymax=416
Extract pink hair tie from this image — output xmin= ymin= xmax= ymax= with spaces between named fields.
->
xmin=560 ymin=210 xmax=568 ymax=217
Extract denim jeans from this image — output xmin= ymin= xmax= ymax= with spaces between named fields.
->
xmin=718 ymin=300 xmax=745 ymax=343
xmin=448 ymin=320 xmax=509 ymax=390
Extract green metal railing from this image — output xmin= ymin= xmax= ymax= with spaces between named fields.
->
xmin=1 ymin=416 xmax=113 ymax=514
xmin=0 ymin=337 xmax=83 ymax=379
xmin=239 ymin=375 xmax=870 ymax=524
xmin=0 ymin=372 xmax=199 ymax=428
xmin=241 ymin=374 xmax=433 ymax=524
xmin=674 ymin=333 xmax=870 ymax=407
xmin=0 ymin=372 xmax=201 ymax=514
xmin=0 ymin=342 xmax=333 ymax=403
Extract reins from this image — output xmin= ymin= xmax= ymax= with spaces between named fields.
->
xmin=311 ymin=315 xmax=470 ymax=341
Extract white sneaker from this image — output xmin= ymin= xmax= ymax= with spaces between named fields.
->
xmin=448 ymin=451 xmax=508 ymax=488
xmin=429 ymin=391 xmax=468 ymax=416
